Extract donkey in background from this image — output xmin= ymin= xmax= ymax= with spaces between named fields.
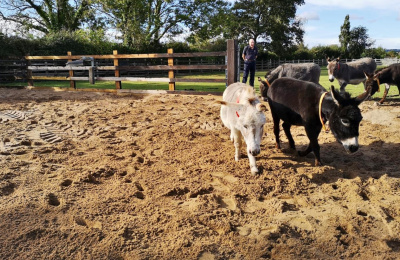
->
xmin=259 ymin=63 xmax=321 ymax=100
xmin=372 ymin=63 xmax=400 ymax=104
xmin=327 ymin=57 xmax=376 ymax=92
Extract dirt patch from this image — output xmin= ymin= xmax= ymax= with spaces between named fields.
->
xmin=1 ymin=87 xmax=400 ymax=259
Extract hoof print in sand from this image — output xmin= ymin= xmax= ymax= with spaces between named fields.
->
xmin=40 ymin=132 xmax=62 ymax=143
xmin=47 ymin=193 xmax=61 ymax=206
xmin=0 ymin=181 xmax=17 ymax=196
xmin=0 ymin=110 xmax=38 ymax=121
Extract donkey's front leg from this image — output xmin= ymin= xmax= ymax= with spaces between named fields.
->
xmin=247 ymin=151 xmax=258 ymax=175
xmin=378 ymin=83 xmax=390 ymax=104
xmin=232 ymin=129 xmax=242 ymax=161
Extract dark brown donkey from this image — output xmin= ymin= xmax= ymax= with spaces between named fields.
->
xmin=372 ymin=63 xmax=400 ymax=104
xmin=264 ymin=77 xmax=371 ymax=166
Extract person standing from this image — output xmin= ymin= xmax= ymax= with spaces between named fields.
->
xmin=242 ymin=39 xmax=258 ymax=87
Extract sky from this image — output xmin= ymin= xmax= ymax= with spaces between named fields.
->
xmin=296 ymin=0 xmax=400 ymax=49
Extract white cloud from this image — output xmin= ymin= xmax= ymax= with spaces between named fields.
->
xmin=303 ymin=25 xmax=319 ymax=32
xmin=374 ymin=37 xmax=400 ymax=49
xmin=305 ymin=0 xmax=400 ymax=10
xmin=0 ymin=19 xmax=17 ymax=36
xmin=297 ymin=11 xmax=319 ymax=21
xmin=303 ymin=35 xmax=339 ymax=47
xmin=298 ymin=1 xmax=400 ymax=49
xmin=349 ymin=14 xmax=364 ymax=20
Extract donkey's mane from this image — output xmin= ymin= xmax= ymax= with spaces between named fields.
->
xmin=374 ymin=66 xmax=386 ymax=74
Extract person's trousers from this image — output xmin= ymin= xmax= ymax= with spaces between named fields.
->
xmin=242 ymin=61 xmax=256 ymax=87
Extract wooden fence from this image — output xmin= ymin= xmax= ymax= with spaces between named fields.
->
xmin=23 ymin=39 xmax=239 ymax=91
xmin=0 ymin=60 xmax=26 ymax=83
xmin=2 ymin=54 xmax=399 ymax=88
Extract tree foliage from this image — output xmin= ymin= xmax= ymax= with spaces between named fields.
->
xmin=348 ymin=26 xmax=374 ymax=59
xmin=96 ymin=0 xmax=189 ymax=50
xmin=310 ymin=45 xmax=341 ymax=60
xmin=0 ymin=0 xmax=305 ymax=56
xmin=0 ymin=0 xmax=390 ymax=60
xmin=182 ymin=0 xmax=232 ymax=48
xmin=362 ymin=47 xmax=387 ymax=59
xmin=227 ymin=0 xmax=305 ymax=57
xmin=339 ymin=14 xmax=350 ymax=57
xmin=0 ymin=0 xmax=97 ymax=34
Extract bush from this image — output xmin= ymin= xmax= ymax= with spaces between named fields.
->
xmin=0 ymin=32 xmax=393 ymax=61
xmin=362 ymin=47 xmax=387 ymax=59
xmin=310 ymin=45 xmax=341 ymax=59
xmin=0 ymin=35 xmax=41 ymax=58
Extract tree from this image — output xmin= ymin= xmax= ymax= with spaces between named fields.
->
xmin=97 ymin=0 xmax=189 ymax=50
xmin=362 ymin=47 xmax=387 ymax=59
xmin=0 ymin=0 xmax=95 ymax=35
xmin=310 ymin=44 xmax=341 ymax=59
xmin=182 ymin=0 xmax=232 ymax=48
xmin=227 ymin=0 xmax=305 ymax=57
xmin=293 ymin=43 xmax=313 ymax=59
xmin=339 ymin=14 xmax=350 ymax=58
xmin=386 ymin=50 xmax=398 ymax=58
xmin=96 ymin=0 xmax=230 ymax=50
xmin=348 ymin=26 xmax=374 ymax=58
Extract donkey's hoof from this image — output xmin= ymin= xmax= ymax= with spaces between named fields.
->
xmin=315 ymin=160 xmax=323 ymax=166
xmin=250 ymin=167 xmax=259 ymax=175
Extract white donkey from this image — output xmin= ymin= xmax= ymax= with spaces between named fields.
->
xmin=217 ymin=82 xmax=267 ymax=175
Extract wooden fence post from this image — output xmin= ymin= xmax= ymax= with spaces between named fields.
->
xmin=113 ymin=50 xmax=121 ymax=89
xmin=89 ymin=67 xmax=95 ymax=84
xmin=226 ymin=39 xmax=239 ymax=86
xmin=67 ymin=52 xmax=76 ymax=89
xmin=168 ymin=48 xmax=175 ymax=91
xmin=26 ymin=54 xmax=33 ymax=87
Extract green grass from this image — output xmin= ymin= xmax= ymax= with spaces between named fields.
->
xmin=1 ymin=67 xmax=399 ymax=99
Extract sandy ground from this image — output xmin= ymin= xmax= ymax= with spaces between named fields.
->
xmin=1 ymin=87 xmax=400 ymax=259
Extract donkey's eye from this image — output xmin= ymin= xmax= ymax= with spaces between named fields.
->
xmin=341 ymin=118 xmax=350 ymax=126
xmin=243 ymin=125 xmax=248 ymax=129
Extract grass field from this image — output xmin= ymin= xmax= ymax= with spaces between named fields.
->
xmin=1 ymin=67 xmax=399 ymax=99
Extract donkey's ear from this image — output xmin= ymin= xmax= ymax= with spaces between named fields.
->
xmin=330 ymin=86 xmax=340 ymax=106
xmin=214 ymin=100 xmax=244 ymax=109
xmin=336 ymin=57 xmax=340 ymax=62
xmin=364 ymin=71 xmax=373 ymax=79
xmin=256 ymin=103 xmax=267 ymax=112
xmin=215 ymin=100 xmax=228 ymax=106
xmin=327 ymin=57 xmax=331 ymax=62
xmin=355 ymin=85 xmax=372 ymax=104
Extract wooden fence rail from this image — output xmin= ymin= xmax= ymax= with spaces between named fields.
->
xmin=24 ymin=39 xmax=239 ymax=91
xmin=6 ymin=50 xmax=397 ymax=88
